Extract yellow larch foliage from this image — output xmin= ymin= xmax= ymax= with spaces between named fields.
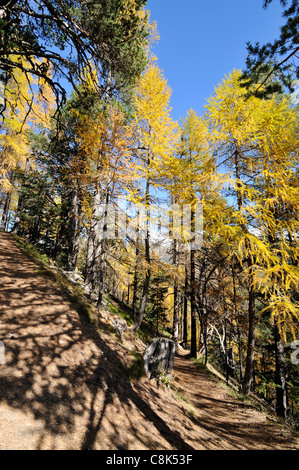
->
xmin=206 ymin=69 xmax=299 ymax=339
xmin=0 ymin=56 xmax=55 ymax=191
xmin=133 ymin=62 xmax=179 ymax=179
xmin=74 ymin=103 xmax=135 ymax=197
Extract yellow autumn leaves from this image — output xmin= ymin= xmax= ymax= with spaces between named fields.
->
xmin=0 ymin=56 xmax=55 ymax=191
xmin=1 ymin=57 xmax=298 ymax=340
xmin=206 ymin=70 xmax=299 ymax=339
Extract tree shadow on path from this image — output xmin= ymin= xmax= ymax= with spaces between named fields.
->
xmin=0 ymin=232 xmax=193 ymax=450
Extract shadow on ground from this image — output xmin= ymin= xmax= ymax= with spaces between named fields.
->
xmin=0 ymin=233 xmax=298 ymax=450
xmin=0 ymin=233 xmax=193 ymax=450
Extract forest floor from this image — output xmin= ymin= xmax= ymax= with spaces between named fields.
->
xmin=0 ymin=231 xmax=298 ymax=450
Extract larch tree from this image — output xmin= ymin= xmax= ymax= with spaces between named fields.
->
xmin=130 ymin=61 xmax=179 ymax=333
xmin=206 ymin=70 xmax=267 ymax=394
xmin=0 ymin=56 xmax=55 ymax=231
xmin=175 ymin=109 xmax=217 ymax=357
xmin=73 ymin=98 xmax=136 ymax=305
xmin=206 ymin=69 xmax=299 ymax=398
xmin=247 ymin=95 xmax=299 ymax=416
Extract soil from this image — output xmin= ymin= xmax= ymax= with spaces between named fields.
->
xmin=0 ymin=231 xmax=298 ymax=450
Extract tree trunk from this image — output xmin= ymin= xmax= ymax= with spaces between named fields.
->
xmin=274 ymin=319 xmax=288 ymax=418
xmin=182 ymin=261 xmax=188 ymax=347
xmin=1 ymin=190 xmax=11 ymax=231
xmin=68 ymin=185 xmax=81 ymax=270
xmin=131 ymin=171 xmax=150 ymax=333
xmin=242 ymin=267 xmax=256 ymax=395
xmin=12 ymin=158 xmax=31 ymax=234
xmin=234 ymin=148 xmax=256 ymax=396
xmin=172 ymin=238 xmax=180 ymax=348
xmin=232 ymin=264 xmax=243 ymax=383
xmin=95 ymin=190 xmax=109 ymax=307
xmin=198 ymin=306 xmax=210 ymax=366
xmin=132 ymin=241 xmax=150 ymax=332
xmin=84 ymin=186 xmax=102 ymax=293
xmin=190 ymin=247 xmax=197 ymax=358
xmin=132 ymin=256 xmax=139 ymax=318
xmin=132 ymin=208 xmax=140 ymax=318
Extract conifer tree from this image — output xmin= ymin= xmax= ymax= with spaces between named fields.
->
xmin=130 ymin=62 xmax=179 ymax=332
xmin=206 ymin=69 xmax=299 ymax=397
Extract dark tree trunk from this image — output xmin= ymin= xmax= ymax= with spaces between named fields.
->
xmin=95 ymin=190 xmax=109 ymax=307
xmin=132 ymin=257 xmax=139 ymax=318
xmin=182 ymin=262 xmax=188 ymax=347
xmin=233 ymin=148 xmax=256 ymax=396
xmin=132 ymin=210 xmax=140 ymax=318
xmin=68 ymin=185 xmax=81 ymax=270
xmin=132 ymin=233 xmax=150 ymax=333
xmin=242 ymin=268 xmax=256 ymax=395
xmin=190 ymin=247 xmax=197 ymax=358
xmin=172 ymin=238 xmax=180 ymax=348
xmin=274 ymin=319 xmax=288 ymax=418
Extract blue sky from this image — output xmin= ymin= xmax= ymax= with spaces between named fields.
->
xmin=147 ymin=0 xmax=285 ymax=122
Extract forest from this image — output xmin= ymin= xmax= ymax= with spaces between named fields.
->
xmin=1 ymin=0 xmax=299 ymax=430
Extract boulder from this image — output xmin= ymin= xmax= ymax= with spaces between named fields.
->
xmin=143 ymin=338 xmax=175 ymax=381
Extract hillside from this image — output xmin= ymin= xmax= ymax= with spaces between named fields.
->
xmin=0 ymin=232 xmax=298 ymax=451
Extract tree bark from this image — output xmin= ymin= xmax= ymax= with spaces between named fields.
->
xmin=242 ymin=265 xmax=256 ymax=395
xmin=12 ymin=158 xmax=31 ymax=234
xmin=172 ymin=237 xmax=180 ymax=348
xmin=190 ymin=246 xmax=197 ymax=358
xmin=84 ymin=186 xmax=102 ymax=293
xmin=182 ymin=261 xmax=188 ymax=347
xmin=95 ymin=190 xmax=109 ymax=307
xmin=132 ymin=207 xmax=140 ymax=318
xmin=67 ymin=185 xmax=81 ymax=270
xmin=132 ymin=238 xmax=150 ymax=332
xmin=274 ymin=319 xmax=288 ymax=418
xmin=1 ymin=190 xmax=11 ymax=231
xmin=233 ymin=148 xmax=256 ymax=396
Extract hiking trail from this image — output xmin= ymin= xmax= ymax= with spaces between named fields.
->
xmin=0 ymin=232 xmax=298 ymax=450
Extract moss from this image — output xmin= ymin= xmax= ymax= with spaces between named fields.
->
xmin=126 ymin=352 xmax=146 ymax=380
xmin=105 ymin=297 xmax=134 ymax=326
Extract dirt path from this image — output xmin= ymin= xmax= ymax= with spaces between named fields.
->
xmin=0 ymin=232 xmax=298 ymax=450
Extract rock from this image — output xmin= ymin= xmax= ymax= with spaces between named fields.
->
xmin=143 ymin=338 xmax=175 ymax=381
xmin=112 ymin=317 xmax=127 ymax=339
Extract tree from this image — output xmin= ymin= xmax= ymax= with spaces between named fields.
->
xmin=206 ymin=69 xmax=299 ymax=400
xmin=206 ymin=70 xmax=265 ymax=394
xmin=243 ymin=0 xmax=299 ymax=97
xmin=0 ymin=57 xmax=53 ymax=189
xmin=0 ymin=57 xmax=55 ymax=237
xmin=74 ymin=98 xmax=136 ymax=303
xmin=0 ymin=0 xmax=150 ymax=123
xmin=249 ymin=95 xmax=299 ymax=415
xmin=147 ymin=267 xmax=169 ymax=335
xmin=130 ymin=62 xmax=179 ymax=332
xmin=176 ymin=110 xmax=215 ymax=358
